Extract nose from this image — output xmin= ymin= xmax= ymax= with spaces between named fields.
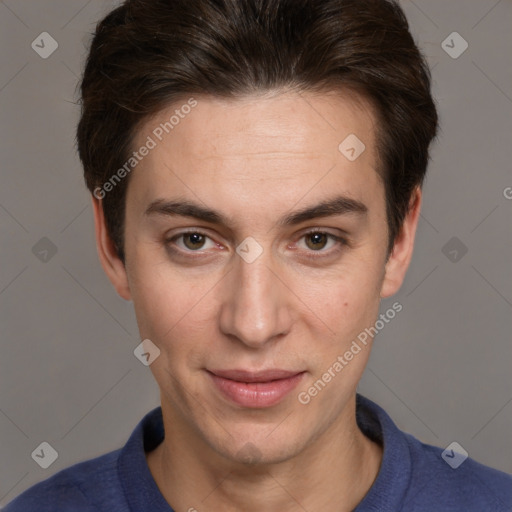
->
xmin=218 ymin=244 xmax=293 ymax=349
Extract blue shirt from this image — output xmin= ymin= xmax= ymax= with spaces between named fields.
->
xmin=4 ymin=394 xmax=511 ymax=511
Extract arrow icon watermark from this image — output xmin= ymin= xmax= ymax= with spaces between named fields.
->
xmin=134 ymin=339 xmax=161 ymax=366
xmin=338 ymin=134 xmax=366 ymax=161
xmin=441 ymin=441 xmax=468 ymax=469
xmin=31 ymin=32 xmax=58 ymax=59
xmin=236 ymin=236 xmax=263 ymax=263
xmin=441 ymin=32 xmax=468 ymax=59
xmin=31 ymin=442 xmax=58 ymax=469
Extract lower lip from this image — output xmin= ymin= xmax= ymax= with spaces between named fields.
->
xmin=208 ymin=371 xmax=305 ymax=408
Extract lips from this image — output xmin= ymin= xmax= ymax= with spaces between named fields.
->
xmin=209 ymin=369 xmax=302 ymax=383
xmin=207 ymin=368 xmax=305 ymax=408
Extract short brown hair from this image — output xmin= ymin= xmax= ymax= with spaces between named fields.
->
xmin=77 ymin=0 xmax=438 ymax=262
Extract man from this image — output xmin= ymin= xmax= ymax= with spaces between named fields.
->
xmin=5 ymin=0 xmax=511 ymax=510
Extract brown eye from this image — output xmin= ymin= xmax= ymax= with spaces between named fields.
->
xmin=296 ymin=230 xmax=347 ymax=260
xmin=182 ymin=233 xmax=207 ymax=250
xmin=305 ymin=232 xmax=329 ymax=251
xmin=166 ymin=230 xmax=217 ymax=253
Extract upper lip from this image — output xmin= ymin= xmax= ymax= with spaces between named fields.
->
xmin=208 ymin=369 xmax=304 ymax=383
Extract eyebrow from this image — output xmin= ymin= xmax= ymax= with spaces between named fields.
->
xmin=144 ymin=195 xmax=368 ymax=227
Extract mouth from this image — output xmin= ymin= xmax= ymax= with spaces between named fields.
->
xmin=206 ymin=368 xmax=306 ymax=408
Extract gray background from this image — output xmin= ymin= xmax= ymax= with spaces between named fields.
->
xmin=1 ymin=0 xmax=511 ymax=505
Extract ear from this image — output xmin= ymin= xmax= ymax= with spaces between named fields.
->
xmin=380 ymin=187 xmax=422 ymax=298
xmin=91 ymin=196 xmax=132 ymax=300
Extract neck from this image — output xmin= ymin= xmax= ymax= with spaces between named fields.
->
xmin=147 ymin=394 xmax=382 ymax=512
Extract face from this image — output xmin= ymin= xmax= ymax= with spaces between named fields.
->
xmin=94 ymin=89 xmax=419 ymax=465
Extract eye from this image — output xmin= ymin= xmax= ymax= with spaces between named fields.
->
xmin=168 ymin=230 xmax=217 ymax=252
xmin=296 ymin=230 xmax=347 ymax=256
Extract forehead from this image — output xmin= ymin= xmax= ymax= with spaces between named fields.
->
xmin=138 ymin=89 xmax=376 ymax=156
xmin=128 ymin=90 xmax=382 ymax=220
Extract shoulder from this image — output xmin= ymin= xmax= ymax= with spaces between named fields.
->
xmin=404 ymin=434 xmax=512 ymax=511
xmin=3 ymin=449 xmax=128 ymax=512
xmin=355 ymin=394 xmax=512 ymax=511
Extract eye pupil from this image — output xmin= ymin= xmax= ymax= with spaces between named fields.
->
xmin=306 ymin=233 xmax=328 ymax=250
xmin=184 ymin=233 xmax=205 ymax=250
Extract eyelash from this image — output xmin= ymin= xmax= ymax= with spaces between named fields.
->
xmin=165 ymin=228 xmax=348 ymax=260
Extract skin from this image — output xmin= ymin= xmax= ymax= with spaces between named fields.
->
xmin=93 ymin=89 xmax=421 ymax=512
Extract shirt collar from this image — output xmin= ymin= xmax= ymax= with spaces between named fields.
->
xmin=354 ymin=394 xmax=412 ymax=510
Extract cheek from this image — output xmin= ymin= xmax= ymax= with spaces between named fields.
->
xmin=292 ymin=255 xmax=383 ymax=339
xmin=129 ymin=271 xmax=213 ymax=399
xmin=126 ymin=246 xmax=183 ymax=337
xmin=127 ymin=249 xmax=220 ymax=363
xmin=340 ymin=275 xmax=382 ymax=339
xmin=131 ymin=273 xmax=204 ymax=342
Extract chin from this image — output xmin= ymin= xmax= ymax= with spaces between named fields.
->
xmin=212 ymin=428 xmax=305 ymax=467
